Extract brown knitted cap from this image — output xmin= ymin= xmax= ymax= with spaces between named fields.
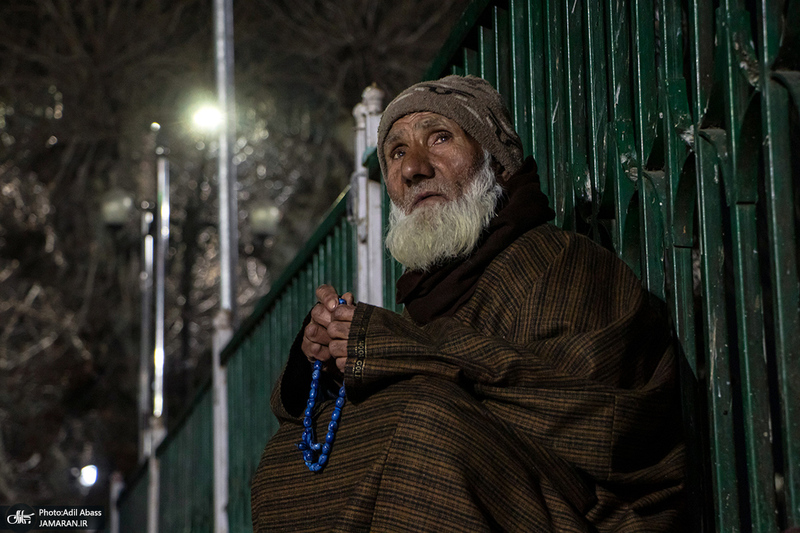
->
xmin=377 ymin=75 xmax=524 ymax=178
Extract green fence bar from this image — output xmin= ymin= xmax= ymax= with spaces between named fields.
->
xmin=116 ymin=465 xmax=148 ymax=532
xmin=760 ymin=0 xmax=800 ymax=521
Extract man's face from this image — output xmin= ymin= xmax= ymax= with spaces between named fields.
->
xmin=382 ymin=112 xmax=484 ymax=214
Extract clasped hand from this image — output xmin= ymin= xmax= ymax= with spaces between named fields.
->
xmin=301 ymin=284 xmax=355 ymax=374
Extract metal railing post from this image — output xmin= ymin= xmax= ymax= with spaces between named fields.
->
xmin=351 ymin=85 xmax=384 ymax=306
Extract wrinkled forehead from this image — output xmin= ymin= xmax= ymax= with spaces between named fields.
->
xmin=383 ymin=112 xmax=468 ymax=151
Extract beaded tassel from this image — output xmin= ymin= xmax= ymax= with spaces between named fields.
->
xmin=296 ymin=298 xmax=347 ymax=472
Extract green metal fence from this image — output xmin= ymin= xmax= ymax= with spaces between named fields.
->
xmin=157 ymin=385 xmax=213 ymax=532
xmin=223 ymin=191 xmax=356 ymax=532
xmin=421 ymin=0 xmax=799 ymax=530
xmin=117 ymin=465 xmax=148 ymax=532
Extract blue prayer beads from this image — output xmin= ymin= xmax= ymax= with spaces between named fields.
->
xmin=296 ymin=297 xmax=347 ymax=472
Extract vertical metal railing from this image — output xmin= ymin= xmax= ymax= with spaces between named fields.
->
xmin=156 ymin=387 xmax=214 ymax=532
xmin=421 ymin=0 xmax=799 ymax=530
xmin=116 ymin=466 xmax=148 ymax=532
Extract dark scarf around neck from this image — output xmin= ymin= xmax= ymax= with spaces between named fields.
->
xmin=395 ymin=156 xmax=555 ymax=324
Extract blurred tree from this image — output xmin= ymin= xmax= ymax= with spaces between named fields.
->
xmin=0 ymin=0 xmax=470 ymax=506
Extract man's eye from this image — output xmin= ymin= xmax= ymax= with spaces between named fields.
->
xmin=391 ymin=149 xmax=405 ymax=160
xmin=432 ymin=132 xmax=451 ymax=144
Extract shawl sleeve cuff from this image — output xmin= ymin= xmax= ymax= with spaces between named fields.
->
xmin=344 ymin=302 xmax=460 ymax=403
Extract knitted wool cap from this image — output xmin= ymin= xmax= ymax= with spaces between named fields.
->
xmin=377 ymin=75 xmax=524 ymax=178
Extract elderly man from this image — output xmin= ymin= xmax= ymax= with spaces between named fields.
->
xmin=251 ymin=75 xmax=685 ymax=532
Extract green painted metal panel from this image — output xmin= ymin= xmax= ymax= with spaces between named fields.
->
xmin=696 ymin=133 xmax=741 ymax=532
xmin=630 ymin=0 xmax=658 ymax=166
xmin=583 ymin=0 xmax=607 ymax=239
xmin=732 ymin=204 xmax=779 ymax=532
xmin=563 ymin=0 xmax=589 ymax=231
xmin=491 ymin=6 xmax=511 ymax=111
xmin=605 ymin=0 xmax=638 ymax=271
xmin=509 ymin=0 xmax=532 ymax=160
xmin=117 ymin=465 xmax=148 ymax=533
xmin=463 ymin=46 xmax=480 ymax=77
xmin=763 ymin=73 xmax=800 ymax=527
xmin=479 ymin=19 xmax=496 ymax=86
xmin=543 ymin=0 xmax=572 ymax=229
xmin=524 ymin=0 xmax=549 ymax=189
xmin=157 ymin=387 xmax=213 ymax=533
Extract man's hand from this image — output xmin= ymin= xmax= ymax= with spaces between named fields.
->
xmin=301 ymin=285 xmax=355 ymax=373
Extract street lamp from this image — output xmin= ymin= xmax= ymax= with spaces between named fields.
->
xmin=193 ymin=105 xmax=223 ymax=132
xmin=100 ymin=191 xmax=155 ymax=465
xmin=100 ymin=189 xmax=135 ymax=229
xmin=250 ymin=199 xmax=282 ymax=240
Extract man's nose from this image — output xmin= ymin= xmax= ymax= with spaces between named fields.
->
xmin=400 ymin=147 xmax=434 ymax=185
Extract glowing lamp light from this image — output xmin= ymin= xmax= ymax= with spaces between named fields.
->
xmin=78 ymin=465 xmax=98 ymax=487
xmin=250 ymin=201 xmax=282 ymax=239
xmin=193 ymin=106 xmax=223 ymax=132
xmin=101 ymin=189 xmax=135 ymax=228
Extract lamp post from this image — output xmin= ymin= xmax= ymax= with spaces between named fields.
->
xmin=211 ymin=1 xmax=236 ymax=530
xmin=100 ymin=189 xmax=154 ymax=464
xmin=100 ymin=186 xmax=158 ymax=532
xmin=146 ymin=151 xmax=169 ymax=533
xmin=101 ymin=147 xmax=168 ymax=533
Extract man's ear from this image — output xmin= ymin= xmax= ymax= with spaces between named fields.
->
xmin=491 ymin=158 xmax=512 ymax=184
xmin=497 ymin=167 xmax=513 ymax=183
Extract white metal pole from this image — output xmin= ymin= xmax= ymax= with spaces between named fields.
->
xmin=363 ymin=86 xmax=385 ymax=306
xmin=153 ymin=156 xmax=169 ymax=421
xmin=109 ymin=471 xmax=124 ymax=533
xmin=147 ymin=451 xmax=160 ymax=533
xmin=351 ymin=102 xmax=369 ymax=303
xmin=214 ymin=0 xmax=237 ymax=315
xmin=139 ymin=211 xmax=154 ymax=464
xmin=212 ymin=0 xmax=235 ymax=531
xmin=147 ymin=154 xmax=169 ymax=533
xmin=351 ymin=86 xmax=385 ymax=306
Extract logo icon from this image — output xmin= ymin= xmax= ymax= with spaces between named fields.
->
xmin=6 ymin=510 xmax=33 ymax=524
xmin=5 ymin=504 xmax=36 ymax=532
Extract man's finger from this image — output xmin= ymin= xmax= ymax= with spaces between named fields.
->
xmin=341 ymin=292 xmax=355 ymax=305
xmin=305 ymin=321 xmax=332 ymax=345
xmin=329 ymin=340 xmax=348 ymax=359
xmin=301 ymin=337 xmax=330 ymax=362
xmin=310 ymin=303 xmax=333 ymax=328
xmin=327 ymin=320 xmax=350 ymax=340
xmin=331 ymin=305 xmax=355 ymax=322
xmin=315 ymin=284 xmax=341 ymax=311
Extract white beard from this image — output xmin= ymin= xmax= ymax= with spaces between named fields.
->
xmin=385 ymin=152 xmax=503 ymax=272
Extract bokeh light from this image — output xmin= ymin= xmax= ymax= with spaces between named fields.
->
xmin=192 ymin=106 xmax=223 ymax=132
xmin=78 ymin=465 xmax=97 ymax=487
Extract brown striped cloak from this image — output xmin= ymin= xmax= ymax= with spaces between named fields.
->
xmin=251 ymin=223 xmax=685 ymax=532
